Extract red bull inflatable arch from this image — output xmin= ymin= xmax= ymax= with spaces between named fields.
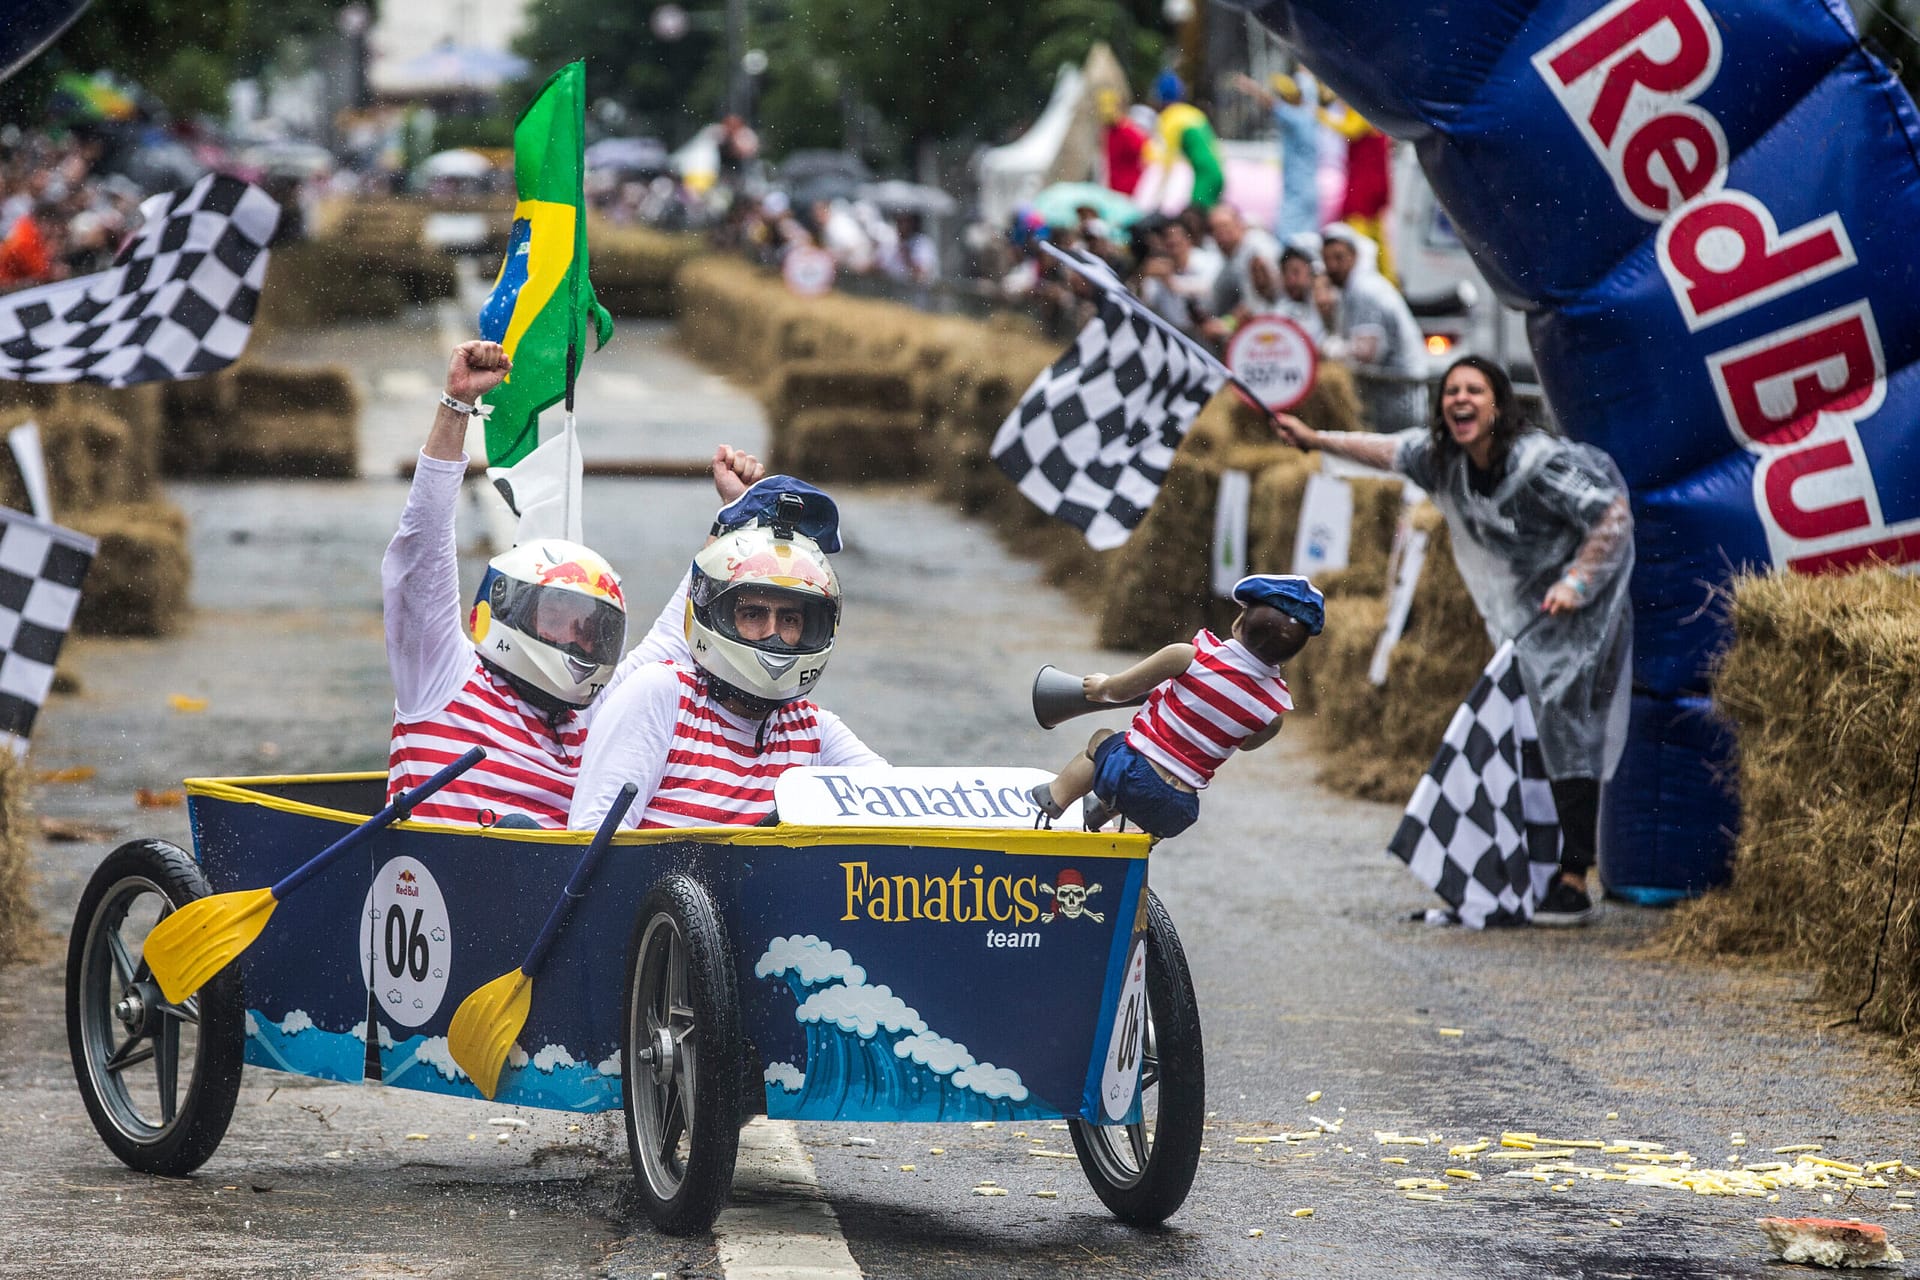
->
xmin=1233 ymin=0 xmax=1920 ymax=896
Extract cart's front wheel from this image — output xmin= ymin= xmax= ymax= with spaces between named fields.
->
xmin=622 ymin=874 xmax=742 ymax=1235
xmin=1070 ymin=888 xmax=1205 ymax=1225
xmin=65 ymin=839 xmax=245 ymax=1175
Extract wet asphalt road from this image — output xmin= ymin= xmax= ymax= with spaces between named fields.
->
xmin=2 ymin=313 xmax=1917 ymax=1279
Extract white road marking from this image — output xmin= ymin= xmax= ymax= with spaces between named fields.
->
xmin=716 ymin=1118 xmax=862 ymax=1280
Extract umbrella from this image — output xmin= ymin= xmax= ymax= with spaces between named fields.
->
xmin=1030 ymin=182 xmax=1144 ymax=230
xmin=584 ymin=136 xmax=669 ymax=175
xmin=778 ymin=149 xmax=872 ymax=186
xmin=857 ymin=179 xmax=957 ymax=217
xmin=419 ymin=148 xmax=493 ymax=181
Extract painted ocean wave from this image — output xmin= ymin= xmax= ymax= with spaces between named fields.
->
xmin=755 ymin=935 xmax=1052 ymax=1122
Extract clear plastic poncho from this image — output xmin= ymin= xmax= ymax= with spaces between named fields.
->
xmin=1395 ymin=428 xmax=1634 ymax=781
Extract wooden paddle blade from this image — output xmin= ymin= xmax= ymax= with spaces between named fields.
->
xmin=448 ymin=968 xmax=532 ymax=1101
xmin=144 ymin=887 xmax=278 ymax=1004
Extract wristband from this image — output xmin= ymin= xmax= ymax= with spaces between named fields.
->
xmin=439 ymin=391 xmax=479 ymax=417
xmin=1560 ymin=574 xmax=1589 ymax=599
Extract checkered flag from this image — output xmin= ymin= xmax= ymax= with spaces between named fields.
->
xmin=1387 ymin=642 xmax=1563 ymax=928
xmin=0 ymin=173 xmax=280 ymax=386
xmin=989 ymin=249 xmax=1228 ymax=550
xmin=0 ymin=507 xmax=94 ymax=756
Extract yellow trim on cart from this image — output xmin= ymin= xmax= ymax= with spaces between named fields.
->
xmin=183 ymin=774 xmax=1152 ymax=859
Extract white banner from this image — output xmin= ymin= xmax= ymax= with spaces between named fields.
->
xmin=1292 ymin=471 xmax=1353 ymax=579
xmin=1369 ymin=518 xmax=1430 ymax=687
xmin=1211 ymin=469 xmax=1251 ymax=597
xmin=775 ymin=765 xmax=1066 ymax=829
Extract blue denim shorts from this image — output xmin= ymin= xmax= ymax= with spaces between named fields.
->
xmin=1092 ymin=733 xmax=1200 ymax=839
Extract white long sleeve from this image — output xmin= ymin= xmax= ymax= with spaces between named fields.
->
xmin=382 ymin=452 xmax=473 ymax=719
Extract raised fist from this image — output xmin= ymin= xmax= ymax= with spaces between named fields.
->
xmin=447 ymin=340 xmax=511 ymax=403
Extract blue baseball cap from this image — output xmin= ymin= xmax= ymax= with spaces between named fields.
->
xmin=1232 ymin=574 xmax=1324 ymax=635
xmin=712 ymin=475 xmax=841 ymax=553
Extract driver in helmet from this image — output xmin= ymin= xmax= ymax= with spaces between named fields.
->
xmin=569 ymin=501 xmax=884 ymax=830
xmin=384 ymin=340 xmax=762 ymax=828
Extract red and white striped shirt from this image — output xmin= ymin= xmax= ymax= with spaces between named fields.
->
xmin=570 ymin=661 xmax=883 ymax=830
xmin=1126 ymin=629 xmax=1291 ymax=789
xmin=387 ymin=661 xmax=587 ymax=827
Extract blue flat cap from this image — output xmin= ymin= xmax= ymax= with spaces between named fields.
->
xmin=1233 ymin=573 xmax=1324 ymax=635
xmin=712 ymin=475 xmax=841 ymax=553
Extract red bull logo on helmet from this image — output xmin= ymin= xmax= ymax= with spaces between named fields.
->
xmin=536 ymin=556 xmax=626 ymax=607
xmin=724 ymin=544 xmax=831 ymax=593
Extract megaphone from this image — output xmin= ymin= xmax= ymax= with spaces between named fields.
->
xmin=1032 ymin=665 xmax=1151 ymax=730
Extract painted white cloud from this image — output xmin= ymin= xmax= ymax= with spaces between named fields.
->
xmin=953 ymin=1061 xmax=1029 ymax=1102
xmin=597 ymin=1049 xmax=622 ymax=1077
xmin=278 ymin=1009 xmax=314 ymax=1036
xmin=413 ymin=1035 xmax=468 ymax=1082
xmin=755 ymin=934 xmax=866 ymax=989
xmin=894 ymin=1030 xmax=975 ymax=1076
xmin=531 ymin=1043 xmax=578 ymax=1073
xmin=244 ymin=1012 xmax=259 ymax=1037
xmin=349 ymin=1020 xmax=396 ymax=1048
xmin=764 ymin=1062 xmax=805 ymax=1093
xmin=795 ymin=982 xmax=926 ymax=1040
xmin=507 ymin=1043 xmax=529 ymax=1069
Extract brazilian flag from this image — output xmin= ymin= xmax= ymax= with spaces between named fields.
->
xmin=477 ymin=60 xmax=614 ymax=468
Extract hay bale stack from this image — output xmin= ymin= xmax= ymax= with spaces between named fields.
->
xmin=589 ymin=222 xmax=705 ymax=317
xmin=59 ymin=384 xmax=164 ymax=499
xmin=768 ymin=362 xmax=917 ymax=423
xmin=1095 ymin=442 xmax=1297 ymax=652
xmin=1291 ymin=505 xmax=1493 ymax=801
xmin=1669 ymin=569 xmax=1920 ymax=1050
xmin=217 ymin=365 xmax=360 ymax=478
xmin=0 ymin=751 xmax=33 ymax=964
xmin=159 ymin=374 xmax=236 ymax=474
xmin=775 ymin=408 xmax=925 ymax=482
xmin=67 ymin=501 xmax=192 ymax=636
xmin=0 ymin=405 xmax=138 ymax=513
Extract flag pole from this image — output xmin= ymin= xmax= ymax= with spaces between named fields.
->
xmin=561 ymin=68 xmax=585 ymax=544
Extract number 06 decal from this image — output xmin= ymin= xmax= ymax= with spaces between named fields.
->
xmin=360 ymin=856 xmax=452 ymax=1028
xmin=1100 ymin=937 xmax=1149 ymax=1122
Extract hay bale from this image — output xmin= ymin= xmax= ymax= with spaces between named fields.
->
xmin=1669 ymin=569 xmax=1920 ymax=1051
xmin=775 ymin=408 xmax=925 ymax=482
xmin=257 ymin=238 xmax=408 ymax=329
xmin=1289 ymin=505 xmax=1492 ymax=801
xmin=588 ymin=222 xmax=705 ymax=317
xmin=67 ymin=501 xmax=192 ymax=637
xmin=0 ymin=751 xmax=34 ymax=965
xmin=0 ymin=405 xmax=137 ymax=514
xmin=217 ymin=364 xmax=359 ymax=478
xmin=59 ymin=384 xmax=164 ymax=499
xmin=768 ymin=362 xmax=917 ymax=426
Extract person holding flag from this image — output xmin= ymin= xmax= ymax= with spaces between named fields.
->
xmin=1271 ymin=356 xmax=1634 ymax=927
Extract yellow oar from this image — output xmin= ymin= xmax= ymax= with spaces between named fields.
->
xmin=145 ymin=747 xmax=486 ymax=1004
xmin=449 ymin=783 xmax=638 ymax=1099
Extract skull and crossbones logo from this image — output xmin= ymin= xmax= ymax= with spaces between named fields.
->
xmin=1040 ymin=868 xmax=1104 ymax=923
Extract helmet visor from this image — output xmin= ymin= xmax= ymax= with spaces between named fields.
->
xmin=710 ymin=585 xmax=837 ymax=652
xmin=494 ymin=579 xmax=626 ymax=666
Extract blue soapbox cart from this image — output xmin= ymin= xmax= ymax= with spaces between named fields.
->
xmin=64 ymin=763 xmax=1204 ymax=1234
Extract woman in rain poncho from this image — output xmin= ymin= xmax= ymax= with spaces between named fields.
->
xmin=1272 ymin=354 xmax=1634 ymax=926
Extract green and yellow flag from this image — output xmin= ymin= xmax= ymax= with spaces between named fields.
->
xmin=477 ymin=60 xmax=614 ymax=468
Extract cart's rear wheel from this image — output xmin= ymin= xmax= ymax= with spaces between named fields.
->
xmin=66 ymin=839 xmax=245 ymax=1175
xmin=622 ymin=874 xmax=742 ymax=1235
xmin=1070 ymin=888 xmax=1204 ymax=1225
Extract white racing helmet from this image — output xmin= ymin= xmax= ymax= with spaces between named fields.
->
xmin=470 ymin=540 xmax=628 ymax=713
xmin=686 ymin=525 xmax=839 ymax=710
